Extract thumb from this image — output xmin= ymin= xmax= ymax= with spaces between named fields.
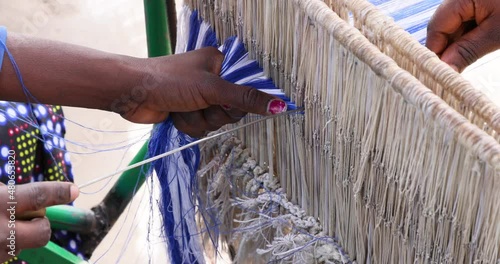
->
xmin=440 ymin=20 xmax=500 ymax=72
xmin=426 ymin=0 xmax=475 ymax=55
xmin=215 ymin=79 xmax=287 ymax=116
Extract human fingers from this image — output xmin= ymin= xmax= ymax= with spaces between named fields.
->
xmin=172 ymin=111 xmax=212 ymax=138
xmin=440 ymin=19 xmax=500 ymax=71
xmin=15 ymin=182 xmax=79 ymax=213
xmin=426 ymin=0 xmax=475 ymax=55
xmin=178 ymin=48 xmax=287 ymax=115
xmin=17 ymin=208 xmax=46 ymax=220
xmin=171 ymin=47 xmax=225 ymax=75
xmin=205 ymin=77 xmax=287 ymax=116
xmin=15 ymin=217 xmax=51 ymax=249
xmin=120 ymin=105 xmax=169 ymax=124
xmin=195 ymin=47 xmax=225 ymax=75
xmin=171 ymin=106 xmax=244 ymax=138
xmin=0 ymin=183 xmax=48 ymax=220
xmin=205 ymin=105 xmax=246 ymax=127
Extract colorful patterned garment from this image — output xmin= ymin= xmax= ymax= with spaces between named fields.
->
xmin=1 ymin=26 xmax=84 ymax=263
xmin=0 ymin=102 xmax=84 ymax=263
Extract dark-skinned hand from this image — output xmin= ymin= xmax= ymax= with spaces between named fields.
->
xmin=0 ymin=182 xmax=79 ymax=262
xmin=1 ymin=35 xmax=287 ymax=138
xmin=121 ymin=47 xmax=286 ymax=137
xmin=427 ymin=0 xmax=500 ymax=72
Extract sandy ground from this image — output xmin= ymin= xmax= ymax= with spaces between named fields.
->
xmin=0 ymin=1 xmax=499 ymax=263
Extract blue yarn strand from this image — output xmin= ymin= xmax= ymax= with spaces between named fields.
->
xmin=147 ymin=10 xmax=297 ymax=264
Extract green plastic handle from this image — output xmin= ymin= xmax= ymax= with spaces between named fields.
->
xmin=19 ymin=241 xmax=88 ymax=264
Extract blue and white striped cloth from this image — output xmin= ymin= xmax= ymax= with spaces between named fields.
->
xmin=0 ymin=26 xmax=7 ymax=72
xmin=367 ymin=0 xmax=443 ymax=44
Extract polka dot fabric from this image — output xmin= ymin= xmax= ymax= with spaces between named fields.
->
xmin=0 ymin=102 xmax=85 ymax=263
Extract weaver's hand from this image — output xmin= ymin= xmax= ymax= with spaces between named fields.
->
xmin=1 ymin=34 xmax=286 ymax=136
xmin=120 ymin=47 xmax=286 ymax=137
xmin=426 ymin=0 xmax=500 ymax=72
xmin=0 ymin=182 xmax=79 ymax=262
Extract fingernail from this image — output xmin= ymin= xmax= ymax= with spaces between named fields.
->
xmin=70 ymin=184 xmax=80 ymax=200
xmin=267 ymin=99 xmax=287 ymax=115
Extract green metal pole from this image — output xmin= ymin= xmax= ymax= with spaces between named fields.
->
xmin=79 ymin=143 xmax=151 ymax=258
xmin=109 ymin=142 xmax=150 ymax=199
xmin=144 ymin=0 xmax=172 ymax=57
xmin=79 ymin=1 xmax=172 ymax=258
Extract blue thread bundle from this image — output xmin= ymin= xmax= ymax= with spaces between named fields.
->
xmin=0 ymin=26 xmax=7 ymax=72
xmin=147 ymin=10 xmax=295 ymax=264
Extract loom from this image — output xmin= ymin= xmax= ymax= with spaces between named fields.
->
xmin=13 ymin=0 xmax=500 ymax=263
xmin=160 ymin=0 xmax=500 ymax=263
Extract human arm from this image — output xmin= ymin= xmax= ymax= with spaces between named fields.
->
xmin=426 ymin=0 xmax=500 ymax=72
xmin=0 ymin=32 xmax=285 ymax=136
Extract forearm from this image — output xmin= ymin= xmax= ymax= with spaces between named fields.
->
xmin=0 ymin=30 xmax=284 ymax=131
xmin=0 ymin=33 xmax=144 ymax=112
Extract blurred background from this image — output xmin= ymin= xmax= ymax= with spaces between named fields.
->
xmin=0 ymin=0 xmax=499 ymax=263
xmin=0 ymin=0 xmax=183 ymax=263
